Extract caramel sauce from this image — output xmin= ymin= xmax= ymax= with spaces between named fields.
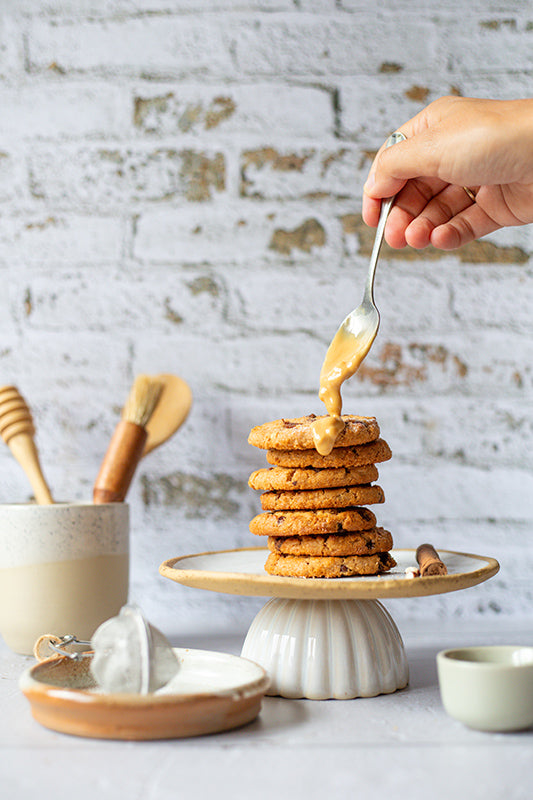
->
xmin=312 ymin=323 xmax=374 ymax=455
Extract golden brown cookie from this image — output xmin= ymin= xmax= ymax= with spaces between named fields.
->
xmin=264 ymin=551 xmax=396 ymax=578
xmin=249 ymin=507 xmax=377 ymax=537
xmin=267 ymin=527 xmax=393 ymax=557
xmin=248 ymin=414 xmax=380 ymax=451
xmin=248 ymin=464 xmax=378 ymax=492
xmin=260 ymin=484 xmax=384 ymax=511
xmin=266 ymin=438 xmax=392 ymax=468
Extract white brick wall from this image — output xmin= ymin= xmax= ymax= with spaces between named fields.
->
xmin=0 ymin=0 xmax=532 ymax=632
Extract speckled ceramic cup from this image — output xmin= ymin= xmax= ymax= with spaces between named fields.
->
xmin=0 ymin=503 xmax=129 ymax=655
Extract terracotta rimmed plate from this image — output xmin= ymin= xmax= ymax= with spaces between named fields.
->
xmin=20 ymin=647 xmax=270 ymax=740
xmin=159 ymin=547 xmax=499 ymax=600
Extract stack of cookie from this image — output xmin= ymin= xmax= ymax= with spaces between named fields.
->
xmin=247 ymin=414 xmax=396 ymax=578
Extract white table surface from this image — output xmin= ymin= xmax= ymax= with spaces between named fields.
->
xmin=1 ymin=616 xmax=532 ymax=800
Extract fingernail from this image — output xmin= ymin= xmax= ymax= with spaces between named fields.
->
xmin=364 ymin=173 xmax=375 ymax=192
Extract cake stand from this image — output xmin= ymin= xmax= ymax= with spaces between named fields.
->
xmin=160 ymin=548 xmax=499 ymax=700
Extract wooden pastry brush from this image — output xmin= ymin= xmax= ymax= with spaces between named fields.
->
xmin=93 ymin=375 xmax=163 ymax=504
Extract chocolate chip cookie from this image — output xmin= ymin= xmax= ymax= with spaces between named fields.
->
xmin=248 ymin=414 xmax=380 ymax=451
xmin=266 ymin=438 xmax=392 ymax=468
xmin=248 ymin=464 xmax=378 ymax=492
xmin=260 ymin=484 xmax=385 ymax=511
xmin=265 ymin=551 xmax=397 ymax=578
xmin=249 ymin=507 xmax=377 ymax=537
xmin=267 ymin=527 xmax=393 ymax=557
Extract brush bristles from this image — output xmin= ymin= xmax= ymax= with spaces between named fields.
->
xmin=122 ymin=375 xmax=163 ymax=427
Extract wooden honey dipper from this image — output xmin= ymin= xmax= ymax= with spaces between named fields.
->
xmin=93 ymin=375 xmax=163 ymax=504
xmin=0 ymin=385 xmax=54 ymax=504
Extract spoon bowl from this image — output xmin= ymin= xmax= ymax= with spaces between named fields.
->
xmin=143 ymin=374 xmax=192 ymax=457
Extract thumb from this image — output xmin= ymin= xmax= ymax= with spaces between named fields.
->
xmin=364 ymin=133 xmax=438 ymax=199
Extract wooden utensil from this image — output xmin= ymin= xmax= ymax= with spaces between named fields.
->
xmin=143 ymin=374 xmax=192 ymax=457
xmin=0 ymin=385 xmax=54 ymax=504
xmin=93 ymin=375 xmax=164 ymax=504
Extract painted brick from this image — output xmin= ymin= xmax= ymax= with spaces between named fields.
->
xmin=29 ymin=146 xmax=227 ymax=205
xmin=361 ymin=394 xmax=533 ymax=471
xmin=134 ymin=329 xmax=321 ymax=397
xmin=27 ymin=12 xmax=439 ymax=78
xmin=0 ymin=151 xmax=17 ymax=202
xmin=384 ymin=462 xmax=533 ymax=522
xmin=0 ymin=12 xmax=24 ymax=77
xmin=240 ymin=145 xmax=364 ymax=200
xmin=449 ymin=267 xmax=533 ymax=332
xmin=0 ymin=83 xmax=131 ymax=139
xmin=221 ymin=264 xmax=349 ymax=333
xmin=232 ymin=14 xmax=438 ymax=76
xmin=134 ymin=205 xmax=338 ymax=264
xmin=338 ymin=75 xmax=448 ymax=144
xmin=0 ymin=214 xmax=125 ymax=263
xmin=132 ymin=84 xmax=334 ymax=139
xmin=341 ymin=329 xmax=533 ymax=397
xmin=438 ymin=15 xmax=533 ymax=74
xmin=18 ymin=0 xmax=295 ymax=15
xmin=27 ymin=15 xmax=236 ymax=77
xmin=9 ymin=266 xmax=232 ymax=335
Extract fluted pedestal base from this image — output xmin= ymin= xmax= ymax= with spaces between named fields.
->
xmin=241 ymin=597 xmax=409 ymax=700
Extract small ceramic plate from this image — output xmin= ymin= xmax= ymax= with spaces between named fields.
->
xmin=20 ymin=648 xmax=270 ymax=740
xmin=160 ymin=547 xmax=499 ymax=600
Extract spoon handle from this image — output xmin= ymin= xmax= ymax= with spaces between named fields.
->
xmin=8 ymin=432 xmax=54 ymax=504
xmin=364 ymin=131 xmax=407 ymax=302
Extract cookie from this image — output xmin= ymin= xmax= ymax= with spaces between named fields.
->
xmin=267 ymin=527 xmax=393 ymax=557
xmin=264 ymin=551 xmax=396 ymax=578
xmin=260 ymin=484 xmax=385 ymax=511
xmin=248 ymin=464 xmax=378 ymax=492
xmin=266 ymin=438 xmax=392 ymax=468
xmin=250 ymin=507 xmax=377 ymax=537
xmin=248 ymin=414 xmax=379 ymax=451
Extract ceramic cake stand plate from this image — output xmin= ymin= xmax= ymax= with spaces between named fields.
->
xmin=160 ymin=548 xmax=499 ymax=701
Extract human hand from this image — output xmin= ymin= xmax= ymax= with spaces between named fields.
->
xmin=362 ymin=96 xmax=533 ymax=250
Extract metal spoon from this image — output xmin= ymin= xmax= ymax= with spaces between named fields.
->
xmin=318 ymin=131 xmax=406 ymax=418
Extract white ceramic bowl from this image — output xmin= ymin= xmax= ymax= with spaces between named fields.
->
xmin=437 ymin=646 xmax=533 ymax=732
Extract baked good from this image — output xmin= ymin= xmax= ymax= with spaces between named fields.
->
xmin=266 ymin=438 xmax=392 ymax=468
xmin=249 ymin=507 xmax=377 ymax=537
xmin=267 ymin=527 xmax=393 ymax=556
xmin=248 ymin=414 xmax=380 ymax=451
xmin=264 ymin=551 xmax=396 ymax=578
xmin=260 ymin=484 xmax=385 ymax=511
xmin=248 ymin=464 xmax=378 ymax=491
xmin=247 ymin=413 xmax=395 ymax=579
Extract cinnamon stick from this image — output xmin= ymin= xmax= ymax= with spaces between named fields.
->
xmin=416 ymin=543 xmax=448 ymax=576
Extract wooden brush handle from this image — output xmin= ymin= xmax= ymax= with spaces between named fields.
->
xmin=8 ymin=433 xmax=54 ymax=505
xmin=93 ymin=420 xmax=148 ymax=504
